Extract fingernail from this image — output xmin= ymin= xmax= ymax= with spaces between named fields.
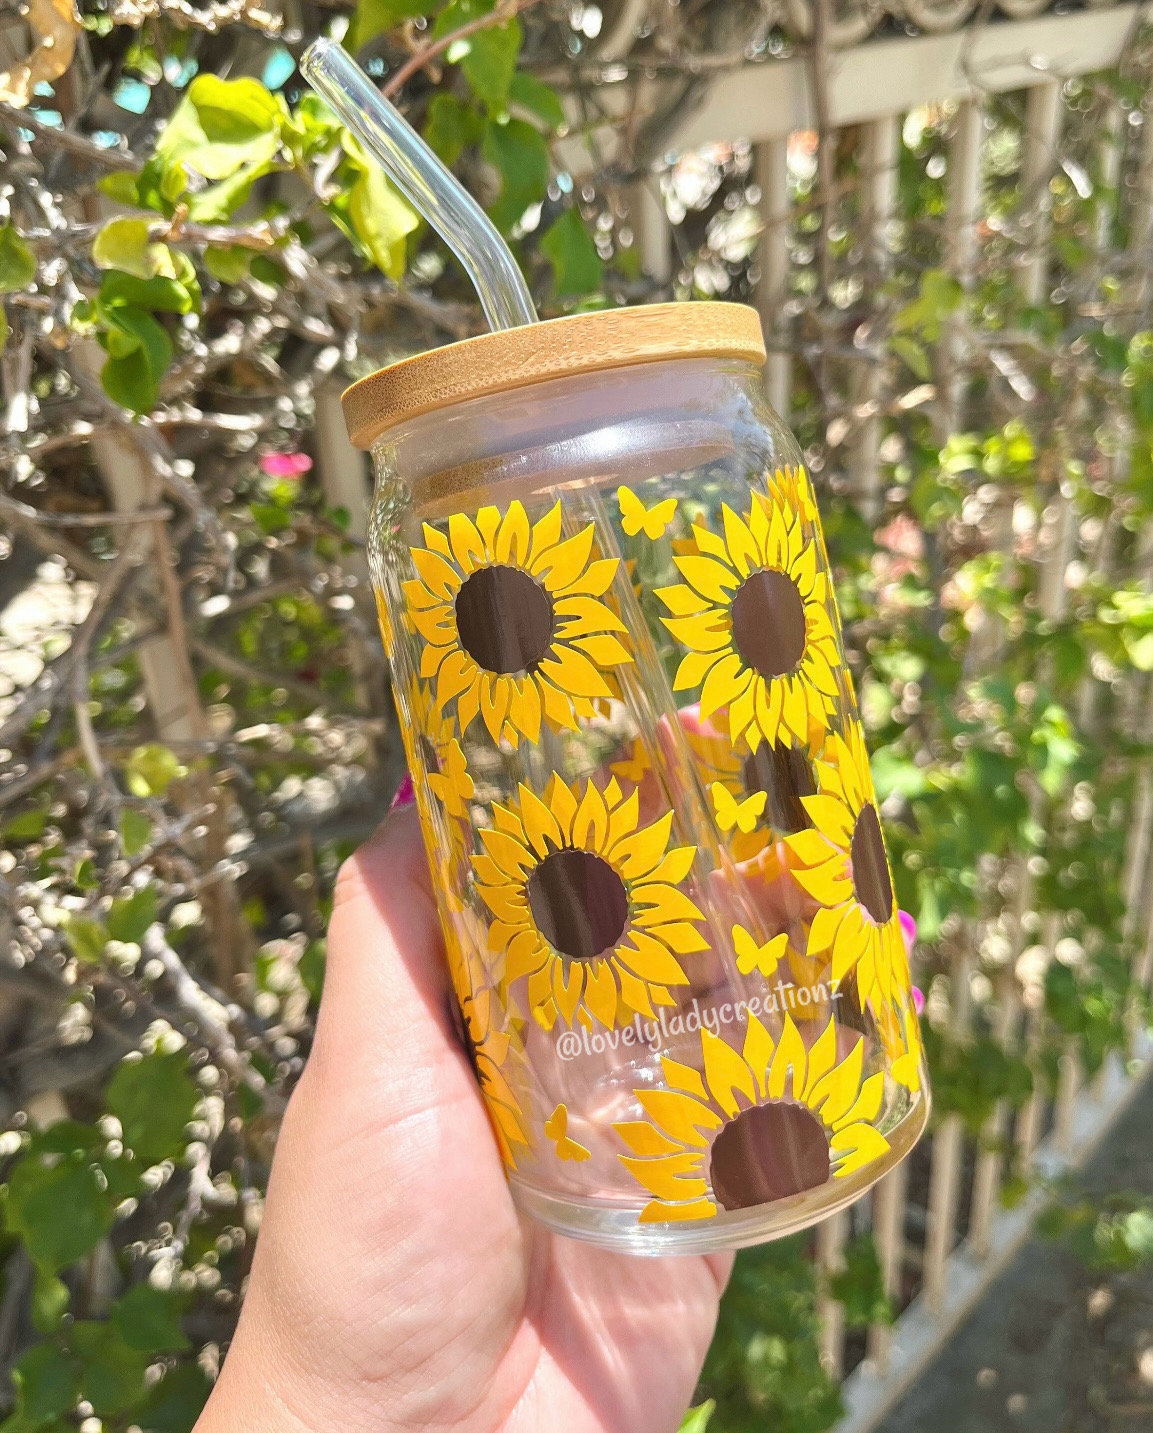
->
xmin=390 ymin=773 xmax=415 ymax=811
xmin=899 ymin=909 xmax=917 ymax=952
xmin=912 ymin=986 xmax=925 ymax=1016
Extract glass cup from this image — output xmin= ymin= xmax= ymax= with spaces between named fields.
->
xmin=344 ymin=302 xmax=928 ymax=1253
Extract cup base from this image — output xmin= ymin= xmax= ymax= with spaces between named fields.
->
xmin=509 ymin=1089 xmax=930 ymax=1256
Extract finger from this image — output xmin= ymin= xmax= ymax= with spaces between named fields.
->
xmin=309 ymin=804 xmax=458 ymax=1102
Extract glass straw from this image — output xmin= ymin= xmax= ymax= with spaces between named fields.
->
xmin=300 ymin=38 xmax=538 ymax=333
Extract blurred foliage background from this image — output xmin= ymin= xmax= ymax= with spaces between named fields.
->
xmin=2 ymin=0 xmax=1153 ymax=1429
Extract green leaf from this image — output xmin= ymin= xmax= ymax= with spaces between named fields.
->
xmin=157 ymin=74 xmax=281 ymax=181
xmin=0 ymin=224 xmax=37 ymax=293
xmin=424 ymin=93 xmax=484 ymax=167
xmin=103 ymin=305 xmax=172 ymax=378
xmin=4 ymin=1154 xmax=115 ymax=1272
xmin=105 ymin=1052 xmax=198 ymax=1166
xmin=64 ymin=914 xmax=109 ymax=964
xmin=156 ymin=75 xmax=282 ymax=222
xmin=118 ymin=808 xmax=151 ymax=856
xmin=98 ymin=269 xmax=195 ymax=316
xmin=3 ymin=807 xmax=50 ymax=841
xmin=98 ymin=304 xmax=174 ymax=414
xmin=9 ymin=1343 xmax=79 ymax=1427
xmin=508 ymin=71 xmax=564 ymax=129
xmin=101 ymin=346 xmax=158 ymax=415
xmin=106 ymin=887 xmax=158 ymax=944
xmin=678 ymin=1402 xmax=716 ymax=1433
xmin=110 ymin=1284 xmax=190 ymax=1353
xmin=69 ymin=1323 xmax=151 ymax=1417
xmin=30 ymin=1272 xmax=71 ymax=1334
xmin=541 ymin=207 xmax=602 ymax=295
xmin=133 ymin=1362 xmax=212 ymax=1431
xmin=337 ymin=138 xmax=419 ymax=280
xmin=435 ymin=0 xmax=521 ymax=109
xmin=891 ymin=333 xmax=930 ymax=381
xmin=482 ymin=117 xmax=549 ymax=232
xmin=92 ymin=218 xmax=174 ymax=281
xmin=204 ymin=243 xmax=254 ymax=284
xmin=124 ymin=742 xmax=187 ymax=797
xmin=350 ymin=0 xmax=438 ymax=48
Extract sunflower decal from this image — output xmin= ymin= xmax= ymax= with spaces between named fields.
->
xmin=403 ymin=500 xmax=633 ymax=746
xmin=443 ymin=920 xmax=529 ymax=1170
xmin=770 ymin=463 xmax=819 ymax=527
xmin=656 ymin=486 xmax=840 ymax=752
xmin=473 ymin=774 xmax=707 ymax=1029
xmin=785 ymin=723 xmax=912 ymax=1043
xmin=615 ymin=1013 xmax=889 ymax=1222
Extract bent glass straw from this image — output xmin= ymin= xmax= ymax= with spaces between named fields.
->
xmin=300 ymin=38 xmax=538 ymax=333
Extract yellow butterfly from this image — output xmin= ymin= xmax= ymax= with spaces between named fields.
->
xmin=709 ymin=783 xmax=767 ymax=834
xmin=544 ymin=1103 xmax=591 ymax=1162
xmin=617 ymin=486 xmax=678 ymax=540
xmin=611 ymin=737 xmax=650 ymax=785
xmin=732 ymin=925 xmax=788 ymax=978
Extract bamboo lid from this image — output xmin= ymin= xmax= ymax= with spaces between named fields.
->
xmin=341 ymin=301 xmax=766 ymax=450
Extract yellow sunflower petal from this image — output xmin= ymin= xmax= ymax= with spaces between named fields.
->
xmin=447 ymin=511 xmax=484 ymax=572
xmin=615 ymin=1121 xmax=684 ymax=1157
xmin=835 ymin=1071 xmax=885 ymax=1128
xmin=767 ymin=1015 xmax=806 ymax=1100
xmin=570 ymin=557 xmax=619 ymax=598
xmin=673 ymin=648 xmax=727 ymax=693
xmin=573 ymin=633 xmax=634 ymax=667
xmin=831 ymin=1122 xmax=891 ymax=1177
xmin=554 ymin=594 xmax=629 ymax=634
xmin=528 ymin=501 xmax=563 ymax=562
xmin=618 ymin=931 xmax=689 ymax=986
xmin=674 ymin=554 xmax=741 ymax=603
xmin=495 ymin=502 xmax=531 ymax=564
xmin=519 ymin=785 xmax=564 ymax=855
xmin=637 ymin=1089 xmax=721 ymax=1147
xmin=583 ymin=961 xmax=620 ymax=1027
xmin=806 ymin=1037 xmax=864 ymax=1124
xmin=721 ymin=503 xmax=761 ymax=577
xmin=531 ymin=523 xmax=595 ymax=590
xmin=538 ymin=649 xmax=613 ymax=700
xmin=656 ymin=583 xmax=712 ymax=617
xmin=631 ymin=884 xmax=706 ymax=926
xmin=699 ymin=652 xmax=747 ymax=721
xmin=638 ymin=1197 xmax=718 ymax=1223
xmin=661 ymin=1058 xmax=709 ymax=1100
xmin=701 ymin=1028 xmax=757 ymax=1117
xmin=742 ymin=1014 xmax=776 ymax=1097
xmin=410 ymin=545 xmax=462 ymax=601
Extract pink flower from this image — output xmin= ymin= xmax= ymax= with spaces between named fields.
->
xmin=390 ymin=772 xmax=415 ymax=811
xmin=260 ymin=451 xmax=313 ymax=478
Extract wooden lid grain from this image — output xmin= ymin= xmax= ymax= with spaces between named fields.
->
xmin=341 ymin=301 xmax=766 ymax=450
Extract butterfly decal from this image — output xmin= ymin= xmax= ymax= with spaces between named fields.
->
xmin=617 ymin=486 xmax=678 ymax=540
xmin=544 ymin=1103 xmax=591 ymax=1162
xmin=610 ymin=737 xmax=650 ymax=785
xmin=709 ymin=783 xmax=767 ymax=834
xmin=732 ymin=925 xmax=789 ymax=979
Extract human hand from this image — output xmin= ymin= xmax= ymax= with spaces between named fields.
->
xmin=194 ymin=804 xmax=731 ymax=1433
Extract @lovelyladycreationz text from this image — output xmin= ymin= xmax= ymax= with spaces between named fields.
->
xmin=555 ymin=980 xmax=845 ymax=1061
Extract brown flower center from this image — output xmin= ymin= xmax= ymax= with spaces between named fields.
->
xmin=455 ymin=565 xmax=554 ymax=676
xmin=743 ymin=743 xmax=816 ymax=835
xmin=850 ymin=803 xmax=894 ymax=924
xmin=527 ymin=849 xmax=629 ymax=962
xmin=730 ymin=568 xmax=807 ymax=680
xmin=708 ymin=1102 xmax=831 ymax=1210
